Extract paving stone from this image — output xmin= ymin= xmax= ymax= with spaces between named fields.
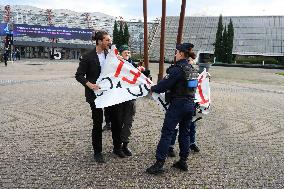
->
xmin=0 ymin=60 xmax=283 ymax=188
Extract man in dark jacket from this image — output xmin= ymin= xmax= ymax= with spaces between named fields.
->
xmin=75 ymin=30 xmax=111 ymax=163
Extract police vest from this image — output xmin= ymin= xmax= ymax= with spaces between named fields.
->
xmin=169 ymin=64 xmax=199 ymax=99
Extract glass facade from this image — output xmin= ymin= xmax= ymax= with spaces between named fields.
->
xmin=149 ymin=16 xmax=284 ymax=61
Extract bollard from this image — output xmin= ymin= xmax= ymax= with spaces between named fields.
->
xmin=198 ymin=63 xmax=211 ymax=73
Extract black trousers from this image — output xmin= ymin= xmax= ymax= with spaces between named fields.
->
xmin=104 ymin=108 xmax=111 ymax=125
xmin=120 ymin=100 xmax=136 ymax=143
xmin=89 ymin=101 xmax=103 ymax=155
xmin=105 ymin=103 xmax=124 ymax=149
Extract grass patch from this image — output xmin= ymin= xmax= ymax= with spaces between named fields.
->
xmin=276 ymin=72 xmax=284 ymax=76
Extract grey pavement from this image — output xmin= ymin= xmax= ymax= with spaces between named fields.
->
xmin=0 ymin=59 xmax=283 ymax=188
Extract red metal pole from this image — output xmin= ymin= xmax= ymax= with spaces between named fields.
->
xmin=143 ymin=0 xmax=149 ymax=70
xmin=158 ymin=0 xmax=166 ymax=81
xmin=174 ymin=0 xmax=186 ymax=63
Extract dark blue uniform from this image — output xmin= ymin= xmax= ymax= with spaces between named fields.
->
xmin=151 ymin=59 xmax=196 ymax=161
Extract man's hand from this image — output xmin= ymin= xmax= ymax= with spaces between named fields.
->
xmin=86 ymin=81 xmax=100 ymax=90
xmin=149 ymin=88 xmax=153 ymax=96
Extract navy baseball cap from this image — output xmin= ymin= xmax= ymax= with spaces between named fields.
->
xmin=176 ymin=43 xmax=194 ymax=52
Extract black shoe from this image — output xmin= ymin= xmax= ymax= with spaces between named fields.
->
xmin=172 ymin=160 xmax=188 ymax=171
xmin=113 ymin=148 xmax=126 ymax=158
xmin=189 ymin=144 xmax=200 ymax=152
xmin=122 ymin=143 xmax=132 ymax=156
xmin=146 ymin=161 xmax=165 ymax=175
xmin=94 ymin=153 xmax=106 ymax=163
xmin=168 ymin=147 xmax=176 ymax=157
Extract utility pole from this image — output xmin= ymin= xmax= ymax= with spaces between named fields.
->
xmin=158 ymin=0 xmax=166 ymax=81
xmin=174 ymin=0 xmax=186 ymax=63
xmin=143 ymin=0 xmax=149 ymax=70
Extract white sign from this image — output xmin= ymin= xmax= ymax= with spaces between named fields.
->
xmin=94 ymin=45 xmax=152 ymax=108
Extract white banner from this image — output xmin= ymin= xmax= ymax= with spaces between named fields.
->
xmin=94 ymin=45 xmax=210 ymax=114
xmin=94 ymin=45 xmax=152 ymax=108
xmin=195 ymin=70 xmax=211 ymax=114
xmin=152 ymin=70 xmax=211 ymax=114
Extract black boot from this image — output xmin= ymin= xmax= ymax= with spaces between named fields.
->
xmin=122 ymin=142 xmax=132 ymax=156
xmin=189 ymin=144 xmax=200 ymax=152
xmin=172 ymin=159 xmax=188 ymax=171
xmin=146 ymin=160 xmax=165 ymax=175
xmin=168 ymin=147 xmax=176 ymax=157
xmin=94 ymin=153 xmax=106 ymax=163
xmin=113 ymin=146 xmax=126 ymax=158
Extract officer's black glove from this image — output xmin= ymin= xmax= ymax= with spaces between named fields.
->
xmin=142 ymin=70 xmax=151 ymax=77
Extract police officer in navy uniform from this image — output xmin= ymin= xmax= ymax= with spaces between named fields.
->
xmin=168 ymin=45 xmax=200 ymax=157
xmin=146 ymin=43 xmax=199 ymax=174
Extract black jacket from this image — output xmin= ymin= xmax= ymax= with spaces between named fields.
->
xmin=75 ymin=48 xmax=103 ymax=103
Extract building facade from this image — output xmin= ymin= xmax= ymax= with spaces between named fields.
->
xmin=148 ymin=16 xmax=284 ymax=62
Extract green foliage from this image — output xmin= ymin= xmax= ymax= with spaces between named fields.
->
xmin=112 ymin=20 xmax=119 ymax=47
xmin=123 ymin=23 xmax=130 ymax=45
xmin=221 ymin=26 xmax=228 ymax=63
xmin=235 ymin=56 xmax=278 ymax=64
xmin=227 ymin=19 xmax=234 ymax=63
xmin=214 ymin=15 xmax=223 ymax=62
xmin=214 ymin=15 xmax=234 ymax=63
xmin=112 ymin=21 xmax=131 ymax=50
xmin=276 ymin=72 xmax=284 ymax=76
xmin=117 ymin=22 xmax=124 ymax=50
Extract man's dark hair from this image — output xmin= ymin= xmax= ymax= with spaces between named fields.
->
xmin=92 ymin=30 xmax=109 ymax=45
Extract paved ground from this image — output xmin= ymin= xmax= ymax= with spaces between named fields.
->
xmin=0 ymin=59 xmax=283 ymax=189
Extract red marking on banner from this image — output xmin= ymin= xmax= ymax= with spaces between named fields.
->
xmin=114 ymin=48 xmax=119 ymax=56
xmin=114 ymin=60 xmax=124 ymax=77
xmin=145 ymin=78 xmax=151 ymax=84
xmin=122 ymin=69 xmax=141 ymax=84
xmin=197 ymin=75 xmax=209 ymax=104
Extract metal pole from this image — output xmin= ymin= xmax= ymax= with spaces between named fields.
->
xmin=143 ymin=0 xmax=149 ymax=70
xmin=158 ymin=0 xmax=166 ymax=81
xmin=174 ymin=0 xmax=186 ymax=63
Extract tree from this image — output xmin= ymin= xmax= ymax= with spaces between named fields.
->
xmin=214 ymin=15 xmax=235 ymax=63
xmin=123 ymin=23 xmax=130 ymax=45
xmin=117 ymin=22 xmax=124 ymax=49
xmin=222 ymin=26 xmax=228 ymax=63
xmin=214 ymin=15 xmax=223 ymax=62
xmin=227 ymin=19 xmax=234 ymax=63
xmin=112 ymin=20 xmax=119 ymax=47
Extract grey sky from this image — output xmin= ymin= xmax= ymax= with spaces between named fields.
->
xmin=1 ymin=0 xmax=284 ymax=20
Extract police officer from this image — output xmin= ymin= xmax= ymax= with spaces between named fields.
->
xmin=168 ymin=47 xmax=200 ymax=157
xmin=146 ymin=43 xmax=199 ymax=174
